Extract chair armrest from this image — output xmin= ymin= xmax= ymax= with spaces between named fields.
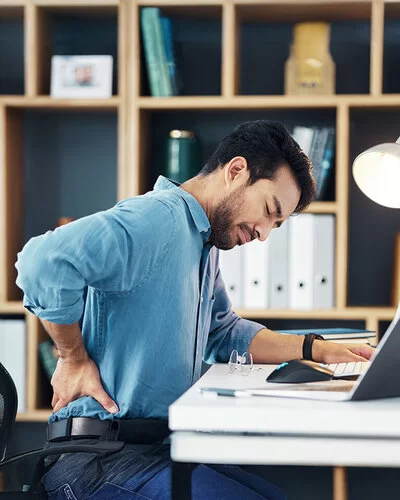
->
xmin=0 ymin=440 xmax=125 ymax=469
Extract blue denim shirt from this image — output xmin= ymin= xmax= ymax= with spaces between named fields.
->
xmin=16 ymin=177 xmax=264 ymax=422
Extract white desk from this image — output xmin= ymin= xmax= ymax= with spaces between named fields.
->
xmin=169 ymin=364 xmax=400 ymax=500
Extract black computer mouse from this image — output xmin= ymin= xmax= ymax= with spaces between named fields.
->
xmin=266 ymin=359 xmax=334 ymax=384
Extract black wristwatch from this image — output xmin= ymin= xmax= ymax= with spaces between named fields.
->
xmin=302 ymin=333 xmax=326 ymax=361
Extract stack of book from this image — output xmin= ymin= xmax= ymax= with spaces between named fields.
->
xmin=277 ymin=328 xmax=376 ymax=345
xmin=140 ymin=7 xmax=179 ymax=97
xmin=292 ymin=125 xmax=335 ymax=201
xmin=219 ymin=213 xmax=335 ymax=310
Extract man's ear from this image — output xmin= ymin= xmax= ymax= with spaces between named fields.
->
xmin=224 ymin=156 xmax=248 ymax=186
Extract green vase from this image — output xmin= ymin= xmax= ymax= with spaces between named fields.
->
xmin=164 ymin=130 xmax=201 ymax=183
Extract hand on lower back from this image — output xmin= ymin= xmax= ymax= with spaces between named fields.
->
xmin=51 ymin=355 xmax=119 ymax=415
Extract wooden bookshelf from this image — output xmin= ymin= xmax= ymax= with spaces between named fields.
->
xmin=137 ymin=94 xmax=400 ymax=108
xmin=0 ymin=96 xmax=121 ymax=108
xmin=1 ymin=1 xmax=399 ymax=498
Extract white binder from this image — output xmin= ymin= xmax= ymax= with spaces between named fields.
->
xmin=243 ymin=239 xmax=269 ymax=309
xmin=313 ymin=215 xmax=335 ymax=308
xmin=0 ymin=320 xmax=26 ymax=413
xmin=288 ymin=214 xmax=314 ymax=310
xmin=268 ymin=222 xmax=289 ymax=308
xmin=218 ymin=246 xmax=243 ymax=309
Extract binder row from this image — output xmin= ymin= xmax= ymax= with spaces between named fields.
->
xmin=0 ymin=319 xmax=26 ymax=412
xmin=219 ymin=214 xmax=335 ymax=310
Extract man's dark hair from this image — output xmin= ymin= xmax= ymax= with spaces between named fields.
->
xmin=200 ymin=120 xmax=316 ymax=213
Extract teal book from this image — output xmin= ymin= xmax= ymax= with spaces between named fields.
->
xmin=38 ymin=340 xmax=58 ymax=380
xmin=140 ymin=8 xmax=172 ymax=97
xmin=161 ymin=16 xmax=179 ymax=95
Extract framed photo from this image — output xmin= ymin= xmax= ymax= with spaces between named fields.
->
xmin=50 ymin=55 xmax=113 ymax=99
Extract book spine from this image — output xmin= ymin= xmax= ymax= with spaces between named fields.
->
xmin=309 ymin=128 xmax=329 ymax=195
xmin=140 ymin=8 xmax=163 ymax=97
xmin=142 ymin=8 xmax=172 ymax=97
xmin=39 ymin=340 xmax=58 ymax=381
xmin=316 ymin=128 xmax=335 ymax=200
xmin=161 ymin=17 xmax=179 ymax=96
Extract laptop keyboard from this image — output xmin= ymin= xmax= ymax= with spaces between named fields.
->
xmin=321 ymin=361 xmax=370 ymax=378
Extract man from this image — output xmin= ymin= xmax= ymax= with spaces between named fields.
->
xmin=16 ymin=120 xmax=374 ymax=499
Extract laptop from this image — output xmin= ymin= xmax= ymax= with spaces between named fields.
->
xmin=252 ymin=303 xmax=400 ymax=402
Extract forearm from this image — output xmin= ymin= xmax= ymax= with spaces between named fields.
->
xmin=41 ymin=320 xmax=88 ymax=362
xmin=248 ymin=328 xmax=305 ymax=363
xmin=249 ymin=329 xmax=328 ymax=363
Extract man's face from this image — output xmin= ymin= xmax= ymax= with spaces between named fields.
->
xmin=208 ymin=165 xmax=301 ymax=250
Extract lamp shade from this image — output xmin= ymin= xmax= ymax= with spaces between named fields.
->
xmin=352 ymin=139 xmax=400 ymax=208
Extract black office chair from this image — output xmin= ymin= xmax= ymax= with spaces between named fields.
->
xmin=0 ymin=362 xmax=124 ymax=499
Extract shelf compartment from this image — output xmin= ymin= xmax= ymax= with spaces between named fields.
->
xmin=31 ymin=5 xmax=119 ymax=96
xmin=138 ymin=4 xmax=222 ymax=97
xmin=0 ymin=6 xmax=24 ymax=95
xmin=1 ymin=107 xmax=118 ymax=301
xmin=22 ymin=109 xmax=118 ymax=241
xmin=348 ymin=107 xmax=400 ymax=307
xmin=383 ymin=2 xmax=400 ymax=94
xmin=141 ymin=107 xmax=336 ymax=195
xmin=236 ymin=2 xmax=372 ymax=96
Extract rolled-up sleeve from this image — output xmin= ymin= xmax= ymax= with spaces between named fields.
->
xmin=204 ymin=267 xmax=265 ymax=363
xmin=15 ymin=199 xmax=175 ymax=324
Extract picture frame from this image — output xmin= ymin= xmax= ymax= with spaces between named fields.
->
xmin=50 ymin=55 xmax=113 ymax=99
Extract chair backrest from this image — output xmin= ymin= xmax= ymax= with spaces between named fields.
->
xmin=0 ymin=363 xmax=18 ymax=462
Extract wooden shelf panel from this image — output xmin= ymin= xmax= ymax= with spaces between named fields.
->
xmin=305 ymin=202 xmax=337 ymax=214
xmin=0 ymin=301 xmax=25 ymax=314
xmin=137 ymin=0 xmax=223 ymax=6
xmin=137 ymin=1 xmax=222 ymax=18
xmin=33 ymin=1 xmax=119 ymax=7
xmin=0 ymin=96 xmax=120 ymax=109
xmin=235 ymin=0 xmax=372 ymax=23
xmin=138 ymin=95 xmax=400 ymax=110
xmin=235 ymin=307 xmax=397 ymax=320
xmin=16 ymin=409 xmax=50 ymax=423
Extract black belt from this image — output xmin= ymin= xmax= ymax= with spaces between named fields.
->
xmin=47 ymin=417 xmax=170 ymax=445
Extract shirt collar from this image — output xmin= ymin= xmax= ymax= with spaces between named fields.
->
xmin=153 ymin=176 xmax=211 ymax=239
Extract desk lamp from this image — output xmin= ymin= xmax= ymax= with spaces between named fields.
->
xmin=352 ymin=137 xmax=400 ymax=208
xmin=352 ymin=138 xmax=400 ymax=306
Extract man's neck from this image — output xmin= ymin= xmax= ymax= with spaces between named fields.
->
xmin=180 ymin=175 xmax=219 ymax=221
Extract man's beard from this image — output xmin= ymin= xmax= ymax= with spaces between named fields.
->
xmin=208 ymin=186 xmax=246 ymax=250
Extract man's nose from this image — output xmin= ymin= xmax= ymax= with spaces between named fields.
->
xmin=255 ymin=222 xmax=272 ymax=242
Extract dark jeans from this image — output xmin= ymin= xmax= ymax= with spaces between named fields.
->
xmin=41 ymin=442 xmax=287 ymax=500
